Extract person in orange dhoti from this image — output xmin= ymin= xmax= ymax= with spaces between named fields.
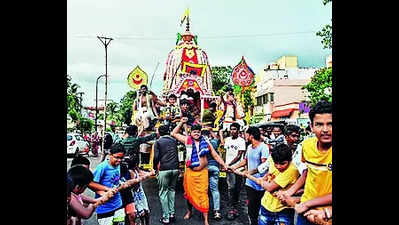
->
xmin=171 ymin=117 xmax=228 ymax=225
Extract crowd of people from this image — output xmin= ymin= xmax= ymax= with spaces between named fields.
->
xmin=77 ymin=125 xmax=124 ymax=159
xmin=67 ymin=85 xmax=332 ymax=225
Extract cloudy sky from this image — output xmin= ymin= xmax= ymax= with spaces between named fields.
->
xmin=67 ymin=0 xmax=332 ymax=107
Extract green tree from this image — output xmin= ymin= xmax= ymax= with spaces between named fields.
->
xmin=67 ymin=74 xmax=85 ymax=123
xmin=317 ymin=24 xmax=332 ymax=50
xmin=77 ymin=117 xmax=94 ymax=133
xmin=232 ymin=84 xmax=255 ymax=113
xmin=69 ymin=108 xmax=80 ymax=121
xmin=97 ymin=113 xmax=104 ymax=121
xmin=303 ymin=0 xmax=332 ymax=107
xmin=243 ymin=85 xmax=255 ymax=112
xmin=118 ymin=90 xmax=137 ymax=125
xmin=106 ymin=101 xmax=119 ymax=122
xmin=302 ymin=67 xmax=332 ymax=107
xmin=211 ymin=66 xmax=233 ymax=95
xmin=316 ymin=0 xmax=332 ymax=49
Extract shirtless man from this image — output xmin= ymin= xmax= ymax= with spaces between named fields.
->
xmin=133 ymin=85 xmax=165 ymax=132
xmin=171 ymin=117 xmax=229 ymax=225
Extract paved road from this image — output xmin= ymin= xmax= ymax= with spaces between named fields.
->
xmin=68 ymin=155 xmax=250 ymax=225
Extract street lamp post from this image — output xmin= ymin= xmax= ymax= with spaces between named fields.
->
xmin=97 ymin=36 xmax=113 ymax=160
xmin=95 ymin=74 xmax=106 ymax=132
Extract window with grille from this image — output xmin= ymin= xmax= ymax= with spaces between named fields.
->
xmin=257 ymin=97 xmax=262 ymax=106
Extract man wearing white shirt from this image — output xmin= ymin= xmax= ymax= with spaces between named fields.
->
xmin=220 ymin=122 xmax=246 ymax=220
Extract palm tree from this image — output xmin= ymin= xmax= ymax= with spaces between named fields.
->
xmin=69 ymin=84 xmax=84 ymax=111
xmin=118 ymin=90 xmax=137 ymax=125
xmin=67 ymin=74 xmax=85 ymax=122
xmin=106 ymin=101 xmax=119 ymax=122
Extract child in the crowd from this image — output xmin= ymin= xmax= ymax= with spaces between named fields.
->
xmin=131 ymin=165 xmax=155 ymax=225
xmin=92 ymin=143 xmax=126 ymax=225
xmin=121 ymin=143 xmax=156 ymax=225
xmin=120 ymin=154 xmax=138 ymax=225
xmin=240 ymin=144 xmax=299 ymax=225
xmin=71 ymin=155 xmax=91 ymax=169
xmin=120 ymin=144 xmax=155 ymax=225
xmin=69 ymin=156 xmax=96 ymax=225
xmin=71 ymin=155 xmax=118 ymax=205
xmin=67 ymin=175 xmax=74 ymax=222
xmin=67 ymin=165 xmax=98 ymax=225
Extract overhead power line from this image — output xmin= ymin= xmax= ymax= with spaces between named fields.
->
xmin=72 ymin=31 xmax=317 ymax=41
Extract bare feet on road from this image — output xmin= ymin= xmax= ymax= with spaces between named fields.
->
xmin=184 ymin=211 xmax=192 ymax=220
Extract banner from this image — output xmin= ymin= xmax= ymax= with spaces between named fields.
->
xmin=231 ymin=56 xmax=255 ymax=87
xmin=127 ymin=66 xmax=148 ymax=90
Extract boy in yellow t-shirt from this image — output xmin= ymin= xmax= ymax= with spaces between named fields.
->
xmin=276 ymin=101 xmax=332 ymax=225
xmin=241 ymin=143 xmax=299 ymax=225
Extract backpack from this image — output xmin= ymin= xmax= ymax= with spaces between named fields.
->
xmin=104 ymin=133 xmax=113 ymax=149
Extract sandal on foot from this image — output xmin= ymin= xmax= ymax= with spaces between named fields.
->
xmin=214 ymin=211 xmax=222 ymax=220
xmin=169 ymin=214 xmax=176 ymax=223
xmin=183 ymin=212 xmax=192 ymax=220
xmin=159 ymin=217 xmax=170 ymax=224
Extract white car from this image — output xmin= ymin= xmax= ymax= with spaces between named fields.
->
xmin=67 ymin=133 xmax=89 ymax=157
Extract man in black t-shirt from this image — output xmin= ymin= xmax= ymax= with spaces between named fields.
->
xmin=153 ymin=125 xmax=180 ymax=224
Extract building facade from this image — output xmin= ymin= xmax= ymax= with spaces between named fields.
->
xmin=254 ymin=56 xmax=318 ymax=123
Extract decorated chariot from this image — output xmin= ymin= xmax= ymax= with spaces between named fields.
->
xmin=126 ymin=9 xmax=256 ymax=173
xmin=162 ymin=14 xmax=217 ymax=121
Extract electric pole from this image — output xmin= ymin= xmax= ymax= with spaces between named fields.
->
xmin=97 ymin=36 xmax=113 ymax=160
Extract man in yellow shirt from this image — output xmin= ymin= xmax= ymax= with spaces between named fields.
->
xmin=276 ymin=100 xmax=332 ymax=225
xmin=240 ymin=143 xmax=299 ymax=225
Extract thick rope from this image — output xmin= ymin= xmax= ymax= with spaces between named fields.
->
xmin=93 ymin=170 xmax=155 ymax=208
